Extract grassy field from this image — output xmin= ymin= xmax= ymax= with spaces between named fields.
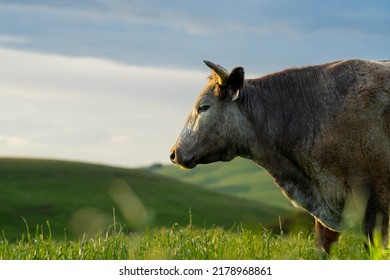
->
xmin=1 ymin=157 xmax=386 ymax=260
xmin=1 ymin=222 xmax=389 ymax=260
xmin=0 ymin=157 xmax=293 ymax=240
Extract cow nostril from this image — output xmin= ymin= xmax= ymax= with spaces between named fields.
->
xmin=170 ymin=150 xmax=176 ymax=163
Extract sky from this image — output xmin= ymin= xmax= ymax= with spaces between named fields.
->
xmin=0 ymin=0 xmax=389 ymax=167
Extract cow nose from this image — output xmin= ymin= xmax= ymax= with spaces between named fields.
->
xmin=170 ymin=149 xmax=176 ymax=163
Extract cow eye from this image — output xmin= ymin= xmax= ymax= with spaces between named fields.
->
xmin=197 ymin=104 xmax=210 ymax=113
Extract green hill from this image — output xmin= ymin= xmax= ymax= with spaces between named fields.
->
xmin=148 ymin=157 xmax=295 ymax=210
xmin=147 ymin=158 xmax=313 ymax=233
xmin=0 ymin=158 xmax=292 ymax=240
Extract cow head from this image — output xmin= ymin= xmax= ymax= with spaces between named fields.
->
xmin=170 ymin=60 xmax=252 ymax=169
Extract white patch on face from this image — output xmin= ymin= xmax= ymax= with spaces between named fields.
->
xmin=181 ymin=94 xmax=212 ymax=138
xmin=179 ymin=111 xmax=197 ymax=144
xmin=192 ymin=110 xmax=210 ymax=133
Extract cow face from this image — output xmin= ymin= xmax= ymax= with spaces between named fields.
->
xmin=170 ymin=61 xmax=249 ymax=169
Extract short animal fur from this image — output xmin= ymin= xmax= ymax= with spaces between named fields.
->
xmin=170 ymin=59 xmax=390 ymax=253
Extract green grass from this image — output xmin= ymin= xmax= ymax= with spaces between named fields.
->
xmin=2 ymin=157 xmax=386 ymax=260
xmin=1 ymin=221 xmax=388 ymax=260
xmin=0 ymin=157 xmax=290 ymax=240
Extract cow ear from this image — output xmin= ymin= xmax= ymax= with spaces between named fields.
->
xmin=227 ymin=67 xmax=244 ymax=101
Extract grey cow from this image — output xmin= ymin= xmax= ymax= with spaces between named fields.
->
xmin=170 ymin=59 xmax=390 ymax=253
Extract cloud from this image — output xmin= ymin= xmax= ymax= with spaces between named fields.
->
xmin=1 ymin=0 xmax=389 ymax=74
xmin=101 ymin=0 xmax=213 ymax=35
xmin=0 ymin=34 xmax=28 ymax=44
xmin=0 ymin=0 xmax=213 ymax=36
xmin=0 ymin=48 xmax=204 ymax=101
xmin=0 ymin=135 xmax=29 ymax=147
xmin=109 ymin=133 xmax=130 ymax=145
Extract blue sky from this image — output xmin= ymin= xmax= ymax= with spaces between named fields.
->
xmin=0 ymin=0 xmax=389 ymax=167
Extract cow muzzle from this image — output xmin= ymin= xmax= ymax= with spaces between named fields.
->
xmin=169 ymin=147 xmax=197 ymax=169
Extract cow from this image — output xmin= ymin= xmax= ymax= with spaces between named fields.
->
xmin=170 ymin=59 xmax=390 ymax=253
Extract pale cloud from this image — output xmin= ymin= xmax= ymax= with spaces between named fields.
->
xmin=0 ymin=48 xmax=204 ymax=101
xmin=0 ymin=134 xmax=29 ymax=147
xmin=109 ymin=133 xmax=130 ymax=145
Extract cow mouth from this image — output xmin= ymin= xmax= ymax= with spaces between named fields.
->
xmin=179 ymin=155 xmax=217 ymax=169
xmin=175 ymin=155 xmax=197 ymax=169
xmin=170 ymin=148 xmax=234 ymax=169
xmin=180 ymin=159 xmax=197 ymax=169
xmin=198 ymin=149 xmax=235 ymax=164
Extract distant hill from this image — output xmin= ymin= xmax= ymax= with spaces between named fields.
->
xmin=147 ymin=158 xmax=314 ymax=233
xmin=0 ymin=158 xmax=296 ymax=240
xmin=147 ymin=157 xmax=295 ymax=210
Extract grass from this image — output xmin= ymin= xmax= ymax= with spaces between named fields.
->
xmin=1 ymin=219 xmax=389 ymax=260
xmin=1 ymin=157 xmax=387 ymax=260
